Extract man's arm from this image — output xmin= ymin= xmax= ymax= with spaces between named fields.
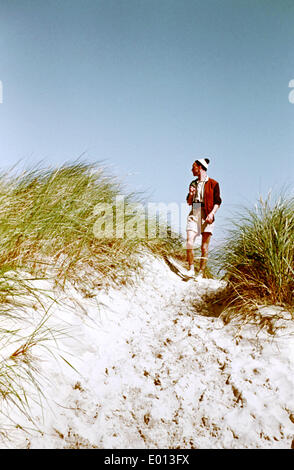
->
xmin=205 ymin=182 xmax=221 ymax=223
xmin=205 ymin=204 xmax=220 ymax=223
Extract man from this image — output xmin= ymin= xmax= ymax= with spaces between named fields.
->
xmin=186 ymin=157 xmax=222 ymax=279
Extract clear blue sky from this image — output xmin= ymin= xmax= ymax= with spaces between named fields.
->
xmin=0 ymin=0 xmax=293 ymax=243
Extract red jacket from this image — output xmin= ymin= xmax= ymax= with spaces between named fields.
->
xmin=187 ymin=177 xmax=222 ymax=220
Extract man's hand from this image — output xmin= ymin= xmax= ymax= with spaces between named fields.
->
xmin=205 ymin=212 xmax=215 ymax=224
xmin=187 ymin=185 xmax=196 ymax=205
xmin=205 ymin=205 xmax=220 ymax=224
xmin=189 ymin=185 xmax=196 ymax=197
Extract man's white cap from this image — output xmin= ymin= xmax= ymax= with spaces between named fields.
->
xmin=195 ymin=158 xmax=210 ymax=170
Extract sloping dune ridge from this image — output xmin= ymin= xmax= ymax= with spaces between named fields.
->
xmin=1 ymin=252 xmax=294 ymax=449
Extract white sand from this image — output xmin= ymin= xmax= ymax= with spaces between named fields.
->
xmin=0 ymin=252 xmax=294 ymax=449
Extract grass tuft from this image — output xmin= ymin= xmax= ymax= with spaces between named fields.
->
xmin=214 ymin=192 xmax=294 ymax=321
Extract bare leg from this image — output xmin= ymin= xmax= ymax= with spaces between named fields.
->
xmin=186 ymin=230 xmax=198 ymax=269
xmin=200 ymin=232 xmax=212 ymax=274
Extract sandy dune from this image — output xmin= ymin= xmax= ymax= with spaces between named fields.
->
xmin=1 ymin=252 xmax=294 ymax=449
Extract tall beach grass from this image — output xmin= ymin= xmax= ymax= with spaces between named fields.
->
xmin=0 ymin=160 xmax=184 ymax=431
xmin=214 ymin=192 xmax=294 ymax=319
xmin=0 ymin=161 xmax=184 ymax=287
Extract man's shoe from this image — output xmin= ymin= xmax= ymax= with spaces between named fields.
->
xmin=195 ymin=272 xmax=204 ymax=281
xmin=186 ymin=267 xmax=195 ymax=278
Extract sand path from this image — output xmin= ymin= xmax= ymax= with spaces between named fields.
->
xmin=1 ymin=253 xmax=294 ymax=449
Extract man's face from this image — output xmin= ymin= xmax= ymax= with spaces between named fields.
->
xmin=192 ymin=162 xmax=200 ymax=176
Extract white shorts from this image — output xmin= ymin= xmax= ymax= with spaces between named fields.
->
xmin=186 ymin=207 xmax=214 ymax=235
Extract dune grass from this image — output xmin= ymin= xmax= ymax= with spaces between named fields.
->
xmin=214 ymin=192 xmax=294 ymax=320
xmin=0 ymin=274 xmax=67 ymax=438
xmin=0 ymin=161 xmax=185 ymax=429
xmin=0 ymin=161 xmax=184 ymax=288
